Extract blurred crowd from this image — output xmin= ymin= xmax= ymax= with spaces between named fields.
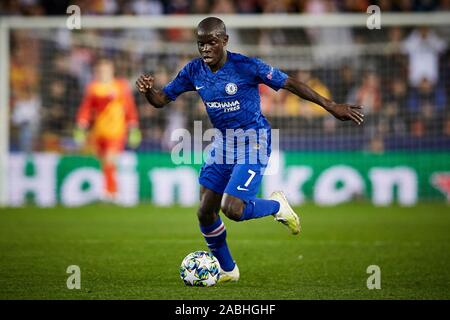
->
xmin=1 ymin=0 xmax=450 ymax=15
xmin=4 ymin=0 xmax=450 ymax=153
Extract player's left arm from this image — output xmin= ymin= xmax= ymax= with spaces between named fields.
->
xmin=282 ymin=76 xmax=364 ymax=125
xmin=122 ymin=80 xmax=142 ymax=148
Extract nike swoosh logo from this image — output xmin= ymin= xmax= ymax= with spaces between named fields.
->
xmin=237 ymin=186 xmax=249 ymax=191
xmin=196 ymin=86 xmax=204 ymax=90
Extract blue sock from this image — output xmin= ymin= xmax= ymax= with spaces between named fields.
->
xmin=239 ymin=198 xmax=280 ymax=221
xmin=200 ymin=216 xmax=235 ymax=272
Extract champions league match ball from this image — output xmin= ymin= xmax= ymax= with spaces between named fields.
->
xmin=180 ymin=251 xmax=221 ymax=287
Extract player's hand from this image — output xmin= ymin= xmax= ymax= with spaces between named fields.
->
xmin=73 ymin=126 xmax=87 ymax=146
xmin=136 ymin=74 xmax=154 ymax=94
xmin=128 ymin=127 xmax=142 ymax=149
xmin=329 ymin=103 xmax=364 ymax=125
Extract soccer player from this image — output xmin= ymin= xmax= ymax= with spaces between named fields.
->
xmin=74 ymin=58 xmax=142 ymax=202
xmin=136 ymin=17 xmax=364 ymax=282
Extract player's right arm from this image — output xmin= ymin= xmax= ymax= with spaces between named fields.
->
xmin=136 ymin=63 xmax=196 ymax=109
xmin=74 ymin=83 xmax=94 ymax=145
xmin=136 ymin=74 xmax=171 ymax=108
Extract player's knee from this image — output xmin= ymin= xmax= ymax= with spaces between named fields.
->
xmin=221 ymin=196 xmax=244 ymax=221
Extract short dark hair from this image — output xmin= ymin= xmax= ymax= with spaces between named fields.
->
xmin=197 ymin=17 xmax=226 ymax=36
xmin=93 ymin=56 xmax=113 ymax=67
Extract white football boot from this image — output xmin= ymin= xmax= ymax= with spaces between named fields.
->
xmin=218 ymin=263 xmax=240 ymax=283
xmin=269 ymin=191 xmax=301 ymax=235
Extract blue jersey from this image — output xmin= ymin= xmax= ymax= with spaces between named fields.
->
xmin=163 ymin=51 xmax=288 ymax=163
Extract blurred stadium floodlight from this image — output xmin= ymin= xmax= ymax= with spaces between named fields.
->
xmin=0 ymin=12 xmax=450 ymax=206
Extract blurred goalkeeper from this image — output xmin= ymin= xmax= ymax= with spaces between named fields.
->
xmin=136 ymin=17 xmax=364 ymax=282
xmin=74 ymin=58 xmax=141 ymax=202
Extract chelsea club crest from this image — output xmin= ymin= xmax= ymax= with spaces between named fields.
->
xmin=225 ymin=83 xmax=238 ymax=95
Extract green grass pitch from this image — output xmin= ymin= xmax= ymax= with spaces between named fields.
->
xmin=0 ymin=203 xmax=449 ymax=299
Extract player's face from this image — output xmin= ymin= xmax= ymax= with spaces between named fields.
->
xmin=95 ymin=61 xmax=114 ymax=83
xmin=196 ymin=32 xmax=227 ymax=68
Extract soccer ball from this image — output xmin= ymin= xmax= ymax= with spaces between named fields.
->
xmin=180 ymin=251 xmax=221 ymax=287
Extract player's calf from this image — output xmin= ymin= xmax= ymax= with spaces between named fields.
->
xmin=197 ymin=206 xmax=218 ymax=226
xmin=198 ymin=187 xmax=222 ymax=225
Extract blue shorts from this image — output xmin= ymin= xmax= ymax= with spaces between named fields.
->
xmin=199 ymin=162 xmax=267 ymax=202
